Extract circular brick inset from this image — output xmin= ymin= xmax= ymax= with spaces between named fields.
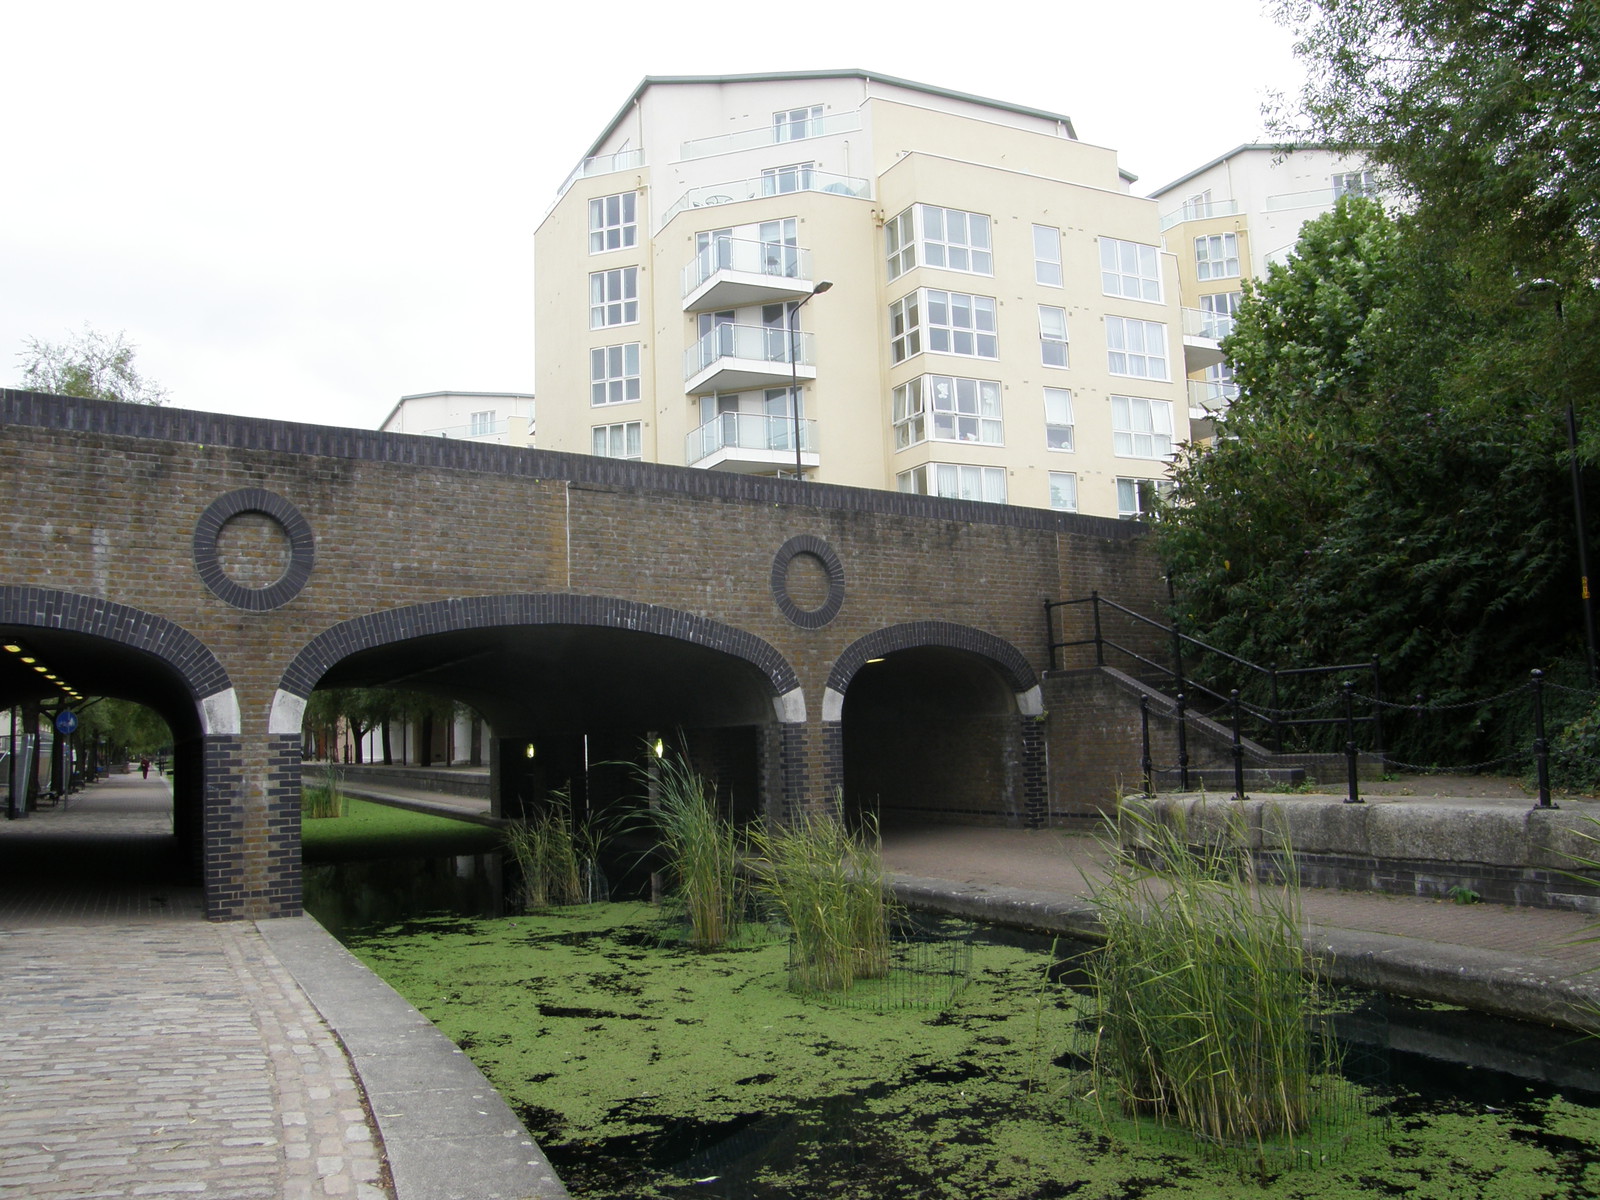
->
xmin=193 ymin=489 xmax=314 ymax=611
xmin=771 ymin=534 xmax=844 ymax=628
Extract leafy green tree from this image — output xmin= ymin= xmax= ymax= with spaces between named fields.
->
xmin=1158 ymin=200 xmax=1580 ymax=763
xmin=15 ymin=323 xmax=169 ymax=405
xmin=75 ymin=698 xmax=170 ymax=761
xmin=1274 ymin=0 xmax=1600 ymax=450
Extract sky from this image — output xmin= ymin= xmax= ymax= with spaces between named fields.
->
xmin=0 ymin=0 xmax=1307 ymax=431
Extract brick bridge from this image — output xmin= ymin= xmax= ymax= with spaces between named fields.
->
xmin=1 ymin=390 xmax=1166 ymax=919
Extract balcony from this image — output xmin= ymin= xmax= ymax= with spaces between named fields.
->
xmin=1159 ymin=198 xmax=1241 ymax=231
xmin=1187 ymin=379 xmax=1240 ymax=418
xmin=553 ymin=148 xmax=645 ymax=203
xmin=679 ymin=110 xmax=863 ymax=160
xmin=659 ymin=169 xmax=871 ymax=227
xmin=682 ymin=237 xmax=815 ymax=312
xmin=684 ymin=323 xmax=816 ymax=395
xmin=685 ymin=412 xmax=819 ymax=474
xmin=1179 ymin=308 xmax=1226 ymax=371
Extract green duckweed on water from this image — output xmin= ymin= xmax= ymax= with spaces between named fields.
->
xmin=344 ymin=903 xmax=1600 ymax=1200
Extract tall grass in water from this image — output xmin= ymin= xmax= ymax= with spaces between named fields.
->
xmin=649 ymin=755 xmax=744 ymax=949
xmin=749 ymin=807 xmax=893 ymax=994
xmin=301 ymin=770 xmax=345 ymax=819
xmin=1086 ymin=805 xmax=1331 ymax=1157
xmin=504 ymin=790 xmax=590 ymax=910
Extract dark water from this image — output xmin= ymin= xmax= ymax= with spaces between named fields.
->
xmin=305 ymin=852 xmax=1600 ymax=1199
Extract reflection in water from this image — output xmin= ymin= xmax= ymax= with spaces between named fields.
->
xmin=304 ymin=851 xmax=505 ymax=940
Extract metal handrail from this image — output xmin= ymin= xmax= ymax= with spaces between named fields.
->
xmin=1045 ymin=591 xmax=1383 ymax=753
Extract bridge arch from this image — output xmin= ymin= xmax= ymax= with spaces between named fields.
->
xmin=274 ymin=593 xmax=807 ymax=824
xmin=0 ymin=586 xmax=242 ymax=914
xmin=823 ymin=621 xmax=1047 ymax=828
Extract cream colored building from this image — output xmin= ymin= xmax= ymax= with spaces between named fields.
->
xmin=1149 ymin=144 xmax=1381 ymax=435
xmin=535 ymin=71 xmax=1220 ymax=520
xmin=379 ymin=390 xmax=536 ymax=447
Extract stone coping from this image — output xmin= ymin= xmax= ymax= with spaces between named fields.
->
xmin=257 ymin=915 xmax=572 ymax=1200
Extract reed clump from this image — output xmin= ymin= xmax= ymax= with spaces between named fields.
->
xmin=301 ymin=770 xmax=346 ymax=819
xmin=504 ymin=790 xmax=599 ymax=910
xmin=748 ymin=807 xmax=893 ymax=994
xmin=1085 ymin=805 xmax=1334 ymax=1157
xmin=648 ymin=755 xmax=745 ymax=949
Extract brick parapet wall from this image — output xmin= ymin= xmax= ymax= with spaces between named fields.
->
xmin=2 ymin=389 xmax=1170 ymax=917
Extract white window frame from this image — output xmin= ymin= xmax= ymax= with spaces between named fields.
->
xmin=1100 ymin=237 xmax=1163 ymax=302
xmin=1116 ymin=476 xmax=1172 ymax=519
xmin=1111 ymin=395 xmax=1175 ymax=460
xmin=1331 ymin=170 xmax=1378 ymax=199
xmin=761 ymin=162 xmax=814 ymax=195
xmin=1105 ymin=316 xmax=1169 ymax=380
xmin=589 ymin=266 xmax=638 ymax=329
xmin=590 ymin=343 xmax=641 ymax=407
xmin=1199 ymin=291 xmax=1243 ymax=340
xmin=1038 ymin=305 xmax=1069 ymax=368
xmin=773 ymin=105 xmax=823 ymax=142
xmin=885 ymin=209 xmax=916 ymax=281
xmin=885 ymin=205 xmax=993 ymax=279
xmin=892 ymin=374 xmax=1003 ymax=449
xmin=1195 ymin=233 xmax=1240 ymax=281
xmin=1049 ymin=471 xmax=1078 ymax=512
xmin=890 ymin=289 xmax=998 ymax=363
xmin=588 ymin=192 xmax=637 ymax=255
xmin=896 ymin=462 xmax=1007 ymax=504
xmin=1034 ymin=224 xmax=1062 ymax=287
xmin=1044 ymin=387 xmax=1074 ymax=452
xmin=468 ymin=411 xmax=494 ymax=437
xmin=919 ymin=206 xmax=993 ymax=275
xmin=591 ymin=420 xmax=642 ymax=460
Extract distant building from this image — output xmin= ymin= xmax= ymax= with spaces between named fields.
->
xmin=379 ymin=391 xmax=536 ymax=447
xmin=1149 ymin=144 xmax=1382 ymax=437
xmin=534 ymin=70 xmax=1220 ymax=520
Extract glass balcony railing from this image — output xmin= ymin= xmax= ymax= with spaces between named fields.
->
xmin=554 ymin=148 xmax=645 ymax=201
xmin=1188 ymin=380 xmax=1241 ymax=412
xmin=1181 ymin=307 xmax=1235 ymax=341
xmin=678 ymin=110 xmax=864 ymax=160
xmin=686 ymin=412 xmax=817 ymax=465
xmin=423 ymin=419 xmax=507 ymax=439
xmin=684 ymin=324 xmax=815 ymax=380
xmin=1159 ymin=198 xmax=1241 ymax=230
xmin=660 ymin=169 xmax=871 ymax=226
xmin=682 ymin=237 xmax=813 ymax=297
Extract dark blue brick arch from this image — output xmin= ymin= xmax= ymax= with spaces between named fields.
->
xmin=278 ymin=593 xmax=802 ymax=701
xmin=827 ymin=621 xmax=1038 ymax=698
xmin=0 ymin=586 xmax=233 ymax=702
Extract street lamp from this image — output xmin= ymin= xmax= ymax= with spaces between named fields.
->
xmin=1519 ymin=279 xmax=1598 ymax=688
xmin=787 ymin=280 xmax=833 ymax=480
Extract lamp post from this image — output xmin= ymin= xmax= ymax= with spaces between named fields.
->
xmin=1519 ymin=279 xmax=1598 ymax=688
xmin=787 ymin=280 xmax=832 ymax=480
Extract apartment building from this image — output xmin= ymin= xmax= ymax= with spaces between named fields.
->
xmin=379 ymin=390 xmax=536 ymax=447
xmin=534 ymin=71 xmax=1221 ymax=520
xmin=1149 ymin=144 xmax=1381 ymax=436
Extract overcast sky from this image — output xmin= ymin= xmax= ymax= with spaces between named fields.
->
xmin=1 ymin=0 xmax=1305 ymax=431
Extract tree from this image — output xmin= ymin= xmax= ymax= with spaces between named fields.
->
xmin=16 ymin=323 xmax=169 ymax=405
xmin=1157 ymin=200 xmax=1579 ymax=763
xmin=1274 ymin=0 xmax=1600 ymax=451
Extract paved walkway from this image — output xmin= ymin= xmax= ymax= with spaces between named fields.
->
xmin=0 ymin=774 xmax=567 ymax=1200
xmin=8 ymin=768 xmax=1600 ymax=1199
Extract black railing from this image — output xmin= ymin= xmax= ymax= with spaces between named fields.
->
xmin=1046 ymin=594 xmax=1596 ymax=808
xmin=1046 ymin=591 xmax=1382 ymax=755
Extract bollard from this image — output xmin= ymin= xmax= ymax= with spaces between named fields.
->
xmin=1531 ymin=669 xmax=1556 ymax=809
xmin=1139 ymin=693 xmax=1154 ymax=797
xmin=1343 ymin=681 xmax=1364 ymax=804
xmin=1230 ymin=689 xmax=1246 ymax=801
xmin=1176 ymin=692 xmax=1190 ymax=792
